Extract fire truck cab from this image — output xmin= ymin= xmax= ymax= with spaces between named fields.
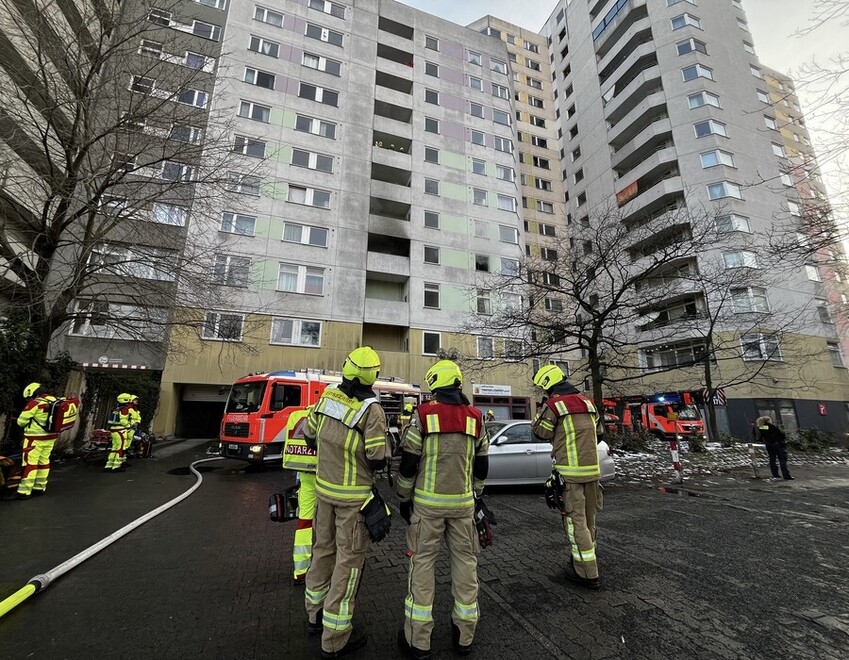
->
xmin=605 ymin=392 xmax=705 ymax=441
xmin=218 ymin=370 xmax=420 ymax=464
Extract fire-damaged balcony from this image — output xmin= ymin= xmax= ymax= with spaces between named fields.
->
xmin=635 ymin=293 xmax=707 ymax=333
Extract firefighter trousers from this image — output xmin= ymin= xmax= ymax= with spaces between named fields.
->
xmin=293 ymin=472 xmax=317 ymax=579
xmin=403 ymin=513 xmax=480 ymax=651
xmin=563 ymin=481 xmax=603 ymax=579
xmin=106 ymin=430 xmax=127 ymax=470
xmin=124 ymin=429 xmax=135 ymax=463
xmin=19 ymin=437 xmax=56 ymax=496
xmin=304 ymin=498 xmax=370 ymax=653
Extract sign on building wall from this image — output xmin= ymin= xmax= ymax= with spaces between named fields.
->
xmin=472 ymin=384 xmax=512 ymax=396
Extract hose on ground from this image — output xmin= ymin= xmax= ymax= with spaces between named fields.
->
xmin=0 ymin=456 xmax=225 ymax=619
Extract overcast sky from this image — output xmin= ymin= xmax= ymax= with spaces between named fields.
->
xmin=399 ymin=0 xmax=847 ymax=200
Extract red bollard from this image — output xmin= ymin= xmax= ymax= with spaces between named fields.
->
xmin=669 ymin=439 xmax=683 ymax=484
xmin=747 ymin=442 xmax=760 ymax=479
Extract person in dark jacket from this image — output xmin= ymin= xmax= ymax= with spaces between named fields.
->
xmin=754 ymin=416 xmax=793 ymax=480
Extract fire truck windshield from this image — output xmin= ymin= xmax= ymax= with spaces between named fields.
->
xmin=676 ymin=405 xmax=700 ymax=420
xmin=225 ymin=381 xmax=267 ymax=413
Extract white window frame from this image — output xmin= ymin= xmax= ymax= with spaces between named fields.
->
xmin=723 ymin=250 xmax=758 ymax=269
xmin=151 ymin=202 xmax=188 ymax=226
xmin=295 ymin=114 xmax=336 ymax=139
xmin=254 ymin=6 xmax=284 ymax=27
xmin=422 ymin=331 xmax=441 ymax=355
xmin=682 ymin=63 xmax=713 ymax=82
xmin=687 ymin=91 xmax=720 ymax=109
xmin=249 ymin=35 xmax=280 ymax=58
xmin=227 ymin=172 xmax=261 ymax=195
xmin=287 ymin=185 xmax=331 ymax=208
xmin=277 ymin=262 xmax=326 ymax=295
xmin=239 ymin=100 xmax=271 ymax=123
xmin=305 ymin=22 xmax=344 ymax=47
xmin=213 ymin=253 xmax=252 ymax=287
xmin=701 ymin=150 xmax=735 ymax=168
xmin=477 ymin=336 xmax=495 ymax=359
xmin=741 ymin=333 xmax=782 ymax=361
xmin=694 ymin=119 xmax=728 ymax=138
xmin=282 ymin=221 xmax=328 ymax=247
xmin=270 ymin=317 xmax=323 ymax=347
xmin=671 ymin=13 xmax=701 ymax=30
xmin=220 ymin=212 xmax=257 ymax=236
xmin=424 ymin=282 xmax=440 ymax=309
xmin=233 ymin=135 xmax=267 ymax=158
xmin=731 ymin=286 xmax=770 ymax=313
xmin=291 ymin=149 xmax=334 ymax=173
xmin=715 ymin=213 xmax=749 ymax=233
xmin=202 ymin=312 xmax=245 ymax=342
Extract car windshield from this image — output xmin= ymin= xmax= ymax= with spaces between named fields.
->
xmin=225 ymin=381 xmax=266 ymax=413
xmin=485 ymin=421 xmax=507 ymax=435
xmin=676 ymin=405 xmax=700 ymax=420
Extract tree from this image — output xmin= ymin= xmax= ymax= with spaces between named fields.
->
xmin=0 ymin=0 xmax=259 ymax=405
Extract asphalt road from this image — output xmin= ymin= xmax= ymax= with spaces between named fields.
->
xmin=1 ymin=440 xmax=848 ymax=659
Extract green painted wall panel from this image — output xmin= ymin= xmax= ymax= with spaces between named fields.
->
xmin=263 ymin=180 xmax=288 ymax=200
xmin=441 ymin=214 xmax=468 ymax=234
xmin=441 ymin=151 xmax=466 ymax=170
xmin=272 ymin=108 xmax=293 ymax=127
xmin=441 ymin=182 xmax=468 ymax=202
xmin=442 ymin=248 xmax=470 ymax=269
xmin=443 ymin=284 xmax=471 ymax=312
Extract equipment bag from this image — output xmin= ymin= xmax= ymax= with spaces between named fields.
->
xmin=37 ymin=397 xmax=80 ymax=434
xmin=360 ymin=487 xmax=392 ymax=543
xmin=268 ymin=484 xmax=299 ymax=522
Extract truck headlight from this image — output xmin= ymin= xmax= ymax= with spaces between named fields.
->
xmin=249 ymin=445 xmax=263 ymax=454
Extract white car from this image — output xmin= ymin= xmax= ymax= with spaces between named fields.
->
xmin=485 ymin=420 xmax=616 ymax=486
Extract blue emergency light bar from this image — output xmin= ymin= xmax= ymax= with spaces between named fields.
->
xmin=268 ymin=370 xmax=298 ymax=377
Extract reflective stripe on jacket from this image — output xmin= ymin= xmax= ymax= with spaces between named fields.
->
xmin=17 ymin=397 xmax=59 ymax=439
xmin=532 ymin=393 xmax=600 ymax=483
xmin=282 ymin=408 xmax=317 ymax=473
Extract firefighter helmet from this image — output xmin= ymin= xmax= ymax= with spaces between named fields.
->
xmin=404 ymin=403 xmax=414 ymax=413
xmin=424 ymin=360 xmax=462 ymax=391
xmin=117 ymin=393 xmax=134 ymax=404
xmin=342 ymin=346 xmax=381 ymax=386
xmin=23 ymin=382 xmax=41 ymax=398
xmin=533 ymin=365 xmax=565 ymax=391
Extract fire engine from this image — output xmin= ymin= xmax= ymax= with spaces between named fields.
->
xmin=604 ymin=391 xmax=706 ymax=441
xmin=218 ymin=370 xmax=421 ymax=464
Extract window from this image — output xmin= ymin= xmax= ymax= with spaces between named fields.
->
xmin=139 ymin=40 xmax=163 ymax=58
xmin=497 ymin=194 xmax=517 ymax=212
xmin=493 ymin=109 xmax=511 ymax=126
xmin=249 ymin=36 xmax=279 ymax=58
xmin=424 ymin=246 xmax=440 ymax=264
xmin=130 ymin=76 xmax=155 ymax=94
xmin=298 ymin=82 xmax=338 ymax=106
xmin=524 ymin=40 xmax=539 ymax=53
xmin=161 ymin=161 xmax=194 ymax=181
xmin=677 ymin=38 xmax=707 ymax=55
xmin=424 ymin=282 xmax=440 ymax=308
xmin=537 ymin=201 xmax=554 ymax=214
xmin=423 ymin=331 xmax=441 ymax=355
xmin=147 ymin=8 xmax=172 ymax=26
xmin=724 ymin=250 xmax=758 ymax=268
xmin=491 ymin=59 xmax=507 ymax=75
xmin=731 ymin=287 xmax=769 ymax=313
xmin=817 ymin=301 xmax=833 ymax=324
xmin=694 ymin=119 xmax=727 ymax=138
xmin=772 ymin=142 xmax=787 ymax=158
xmin=492 ymin=83 xmax=509 ymax=99
xmin=295 ymin=114 xmax=336 ymax=139
xmin=708 ymin=181 xmax=743 ymax=200
xmin=287 ymin=185 xmax=331 ymax=208
xmin=233 ymin=135 xmax=267 ymax=158
xmin=270 ymin=317 xmax=322 ymax=347
xmin=213 ymin=254 xmax=251 ymax=287
xmin=671 ymin=14 xmax=701 ymax=30
xmin=70 ymin=300 xmax=166 ymax=341
xmin=528 ymin=77 xmax=543 ymax=90
xmin=806 ymin=265 xmax=821 ymax=282
xmin=424 ymin=178 xmax=439 ymax=195
xmin=305 ymin=23 xmax=343 ymax=47
xmin=780 ymin=172 xmax=793 ymax=187
xmin=424 ymin=211 xmax=439 ymax=229
xmin=470 ymin=102 xmax=484 ymax=119
xmin=715 ymin=213 xmax=749 ymax=233
xmin=254 ymin=6 xmax=284 ymax=27
xmin=473 ymin=189 xmax=488 ymax=206
xmin=277 ymin=263 xmax=325 ymax=295
xmin=502 ymin=258 xmax=519 ymax=276
xmin=302 ymin=52 xmax=342 ymax=75
xmin=545 ymin=297 xmax=563 ymax=312
xmin=737 ymin=17 xmax=749 ymax=31
xmin=526 ymin=58 xmax=541 ymax=71
xmin=533 ymin=156 xmax=550 ymax=169
xmin=202 ymin=312 xmax=244 ymax=341
xmin=742 ymin=334 xmax=781 ymax=361
xmin=667 ymin=0 xmax=697 ymax=5
xmin=468 ymin=51 xmax=481 ymax=66
xmin=701 ymin=150 xmax=735 ymax=168
xmin=743 ymin=41 xmax=755 ymax=55
xmin=642 ymin=341 xmax=706 ymax=371
xmin=195 ymin=0 xmax=226 ymax=8
xmin=687 ymin=91 xmax=720 ymax=109
xmin=425 ymin=147 xmax=440 ymax=164
xmin=469 ymin=74 xmax=485 ymax=90
xmin=151 ymin=203 xmax=188 ymax=226
xmin=682 ymin=64 xmax=713 ymax=82
xmin=170 ymin=124 xmax=202 ymax=144
xmin=750 ymin=65 xmax=762 ymax=79
xmin=282 ymin=222 xmax=328 ymax=247
xmin=532 ymin=135 xmax=548 ymax=148
xmin=291 ymin=149 xmax=334 ymax=173
xmin=764 ymin=115 xmax=778 ymax=130
xmin=471 ymin=130 xmax=485 ymax=146
xmin=477 ymin=336 xmax=494 ymax=358
xmin=571 ymin=146 xmax=582 ymax=161
xmin=529 ymin=96 xmax=544 ymax=109
xmin=499 ymin=225 xmax=518 ymax=244
xmin=530 ymin=115 xmax=546 ymax=128
xmin=539 ymin=223 xmax=556 ymax=237
xmin=425 ymin=89 xmax=439 ymax=105
xmin=828 ymin=342 xmax=844 ymax=368
xmin=471 ymin=157 xmax=485 ymax=174
xmin=309 ymin=0 xmax=345 ymax=18
xmin=221 ymin=212 xmax=256 ymax=236
xmin=177 ymin=88 xmax=208 ymax=108
xmin=541 ymin=247 xmax=558 ymax=262
xmin=496 ymin=165 xmax=514 ymax=182
xmin=574 ymin=169 xmax=584 ymax=183
xmin=239 ymin=100 xmax=271 ymax=122
xmin=757 ymin=89 xmax=770 ymax=104
xmin=494 ymin=137 xmax=512 ymax=153
xmin=425 ymin=117 xmax=439 ymax=134
xmin=476 ymin=289 xmax=492 ymax=315
xmin=226 ymin=172 xmax=260 ymax=194
xmin=788 ymin=200 xmax=802 ymax=216
xmin=192 ymin=21 xmax=222 ymax=41
xmin=425 ymin=35 xmax=439 ymax=51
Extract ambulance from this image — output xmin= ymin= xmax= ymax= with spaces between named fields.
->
xmin=218 ymin=370 xmax=421 ymax=464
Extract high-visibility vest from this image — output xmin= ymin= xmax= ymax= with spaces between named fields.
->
xmin=282 ymin=408 xmax=316 ymax=473
xmin=107 ymin=405 xmax=133 ymax=430
xmin=18 ymin=396 xmax=58 ymax=439
xmin=546 ymin=394 xmax=600 ymax=480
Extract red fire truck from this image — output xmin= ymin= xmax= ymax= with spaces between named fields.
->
xmin=217 ymin=370 xmax=421 ymax=464
xmin=604 ymin=391 xmax=705 ymax=441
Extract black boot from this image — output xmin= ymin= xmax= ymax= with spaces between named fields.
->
xmin=308 ymin=609 xmax=323 ymax=635
xmin=397 ymin=628 xmax=430 ymax=660
xmin=565 ymin=563 xmax=600 ymax=590
xmin=451 ymin=623 xmax=472 ymax=656
xmin=321 ymin=628 xmax=367 ymax=658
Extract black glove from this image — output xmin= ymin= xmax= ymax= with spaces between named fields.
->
xmin=399 ymin=500 xmax=413 ymax=525
xmin=473 ymin=496 xmax=496 ymax=549
xmin=544 ymin=471 xmax=565 ymax=512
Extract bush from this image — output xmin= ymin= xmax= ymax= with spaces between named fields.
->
xmin=609 ymin=429 xmax=651 ymax=453
xmin=787 ymin=427 xmax=836 ymax=453
xmin=687 ymin=434 xmax=707 ymax=453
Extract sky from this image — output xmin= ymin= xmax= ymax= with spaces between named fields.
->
xmin=398 ymin=0 xmax=848 ymax=203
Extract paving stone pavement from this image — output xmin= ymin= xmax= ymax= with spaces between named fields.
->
xmin=1 ymin=441 xmax=848 ymax=659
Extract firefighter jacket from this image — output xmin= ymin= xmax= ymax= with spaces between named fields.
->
xmin=532 ymin=393 xmax=601 ymax=483
xmin=128 ymin=405 xmax=142 ymax=428
xmin=397 ymin=401 xmax=488 ymax=518
xmin=282 ymin=407 xmax=317 ymax=473
xmin=17 ymin=396 xmax=59 ymax=440
xmin=107 ymin=405 xmax=133 ymax=431
xmin=305 ymin=386 xmax=387 ymax=505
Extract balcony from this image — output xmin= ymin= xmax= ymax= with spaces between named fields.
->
xmin=378 ymin=16 xmax=414 ymax=41
xmin=371 ymin=141 xmax=412 ymax=169
xmin=594 ymin=0 xmax=648 ymax=59
xmin=369 ymin=214 xmax=412 ymax=239
xmin=374 ymin=100 xmax=413 ymax=126
xmin=369 ymin=196 xmax=410 ymax=221
xmin=364 ymin=298 xmax=409 ymax=326
xmin=611 ymin=117 xmax=672 ymax=170
xmin=620 ymin=175 xmax=684 ymax=224
xmin=375 ymin=85 xmax=413 ymax=113
xmin=615 ymin=145 xmax=678 ymax=190
xmin=370 ymin=179 xmax=411 ymax=205
xmin=375 ymin=70 xmax=413 ymax=95
xmin=599 ymin=36 xmax=654 ymax=90
xmin=608 ymin=93 xmax=667 ymax=148
xmin=603 ymin=63 xmax=661 ymax=124
xmin=597 ymin=16 xmax=652 ymax=80
xmin=376 ymin=42 xmax=414 ymax=69
xmin=372 ymin=162 xmax=411 ymax=187
xmin=367 ymin=251 xmax=410 ymax=279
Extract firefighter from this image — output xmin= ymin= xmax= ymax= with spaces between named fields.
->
xmin=396 ymin=360 xmax=490 ymax=659
xmin=105 ymin=393 xmax=134 ymax=472
xmin=15 ymin=383 xmax=60 ymax=499
xmin=125 ymin=394 xmax=142 ymax=465
xmin=282 ymin=406 xmax=317 ymax=585
xmin=399 ymin=402 xmax=413 ymax=432
xmin=485 ymin=409 xmax=496 ymax=422
xmin=531 ymin=365 xmax=604 ymax=589
xmin=303 ymin=346 xmax=388 ymax=659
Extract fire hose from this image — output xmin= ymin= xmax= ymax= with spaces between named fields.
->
xmin=0 ymin=456 xmax=225 ymax=619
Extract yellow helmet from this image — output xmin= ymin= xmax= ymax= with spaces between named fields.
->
xmin=404 ymin=403 xmax=413 ymax=413
xmin=342 ymin=346 xmax=381 ymax=386
xmin=117 ymin=393 xmax=134 ymax=404
xmin=487 ymin=410 xmax=494 ymax=415
xmin=533 ymin=365 xmax=565 ymax=391
xmin=425 ymin=360 xmax=462 ymax=391
xmin=23 ymin=382 xmax=41 ymax=398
